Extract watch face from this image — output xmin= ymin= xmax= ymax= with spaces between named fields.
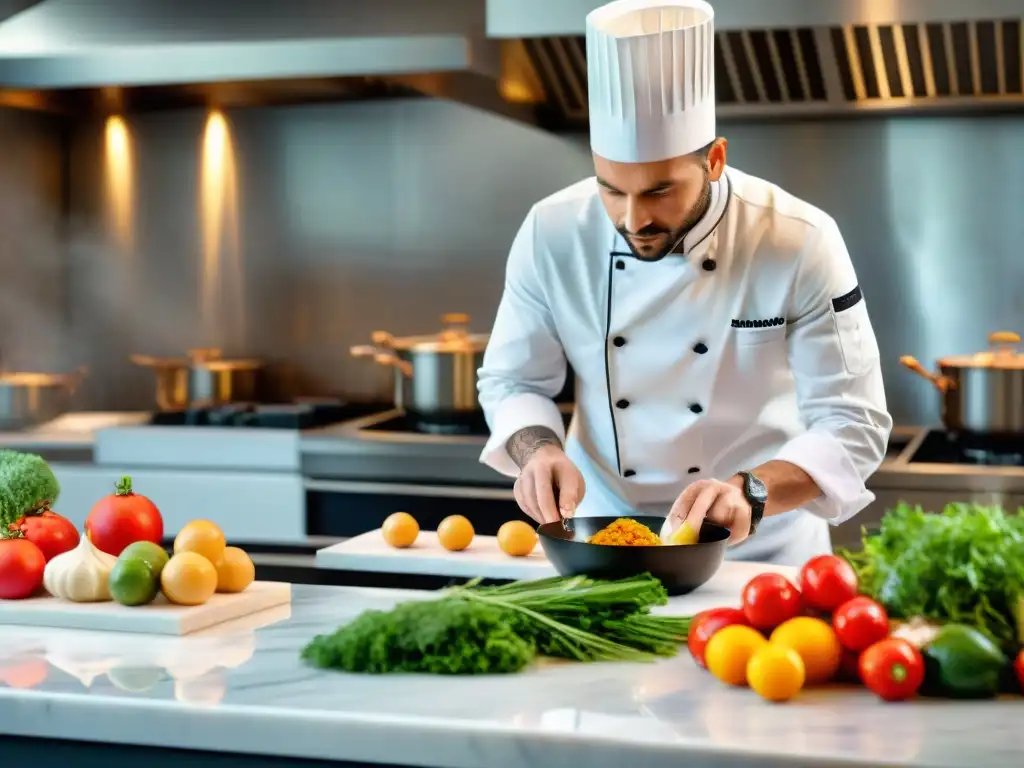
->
xmin=745 ymin=473 xmax=767 ymax=504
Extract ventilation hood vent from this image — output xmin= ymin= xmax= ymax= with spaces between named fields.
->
xmin=0 ymin=0 xmax=533 ymax=123
xmin=493 ymin=1 xmax=1024 ymax=126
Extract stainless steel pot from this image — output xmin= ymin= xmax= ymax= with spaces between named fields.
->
xmin=350 ymin=313 xmax=489 ymax=418
xmin=901 ymin=331 xmax=1024 ymax=434
xmin=0 ymin=367 xmax=87 ymax=430
xmin=131 ymin=348 xmax=263 ymax=411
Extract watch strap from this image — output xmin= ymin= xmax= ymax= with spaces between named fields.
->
xmin=736 ymin=470 xmax=767 ymax=536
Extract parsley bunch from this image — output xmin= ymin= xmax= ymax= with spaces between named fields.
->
xmin=301 ymin=574 xmax=692 ymax=675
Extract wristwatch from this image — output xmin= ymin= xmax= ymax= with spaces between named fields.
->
xmin=735 ymin=470 xmax=767 ymax=536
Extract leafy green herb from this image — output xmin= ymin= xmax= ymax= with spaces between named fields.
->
xmin=301 ymin=573 xmax=692 ymax=675
xmin=0 ymin=450 xmax=60 ymax=530
xmin=839 ymin=502 xmax=1024 ymax=654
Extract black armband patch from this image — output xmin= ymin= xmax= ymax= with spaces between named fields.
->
xmin=831 ymin=285 xmax=863 ymax=313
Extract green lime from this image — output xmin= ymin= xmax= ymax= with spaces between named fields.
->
xmin=109 ymin=556 xmax=159 ymax=607
xmin=119 ymin=541 xmax=170 ymax=579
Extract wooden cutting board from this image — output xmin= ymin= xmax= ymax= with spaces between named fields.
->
xmin=0 ymin=581 xmax=292 ymax=636
xmin=317 ymin=530 xmax=557 ymax=581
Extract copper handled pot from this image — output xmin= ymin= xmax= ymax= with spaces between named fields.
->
xmin=350 ymin=313 xmax=489 ymax=418
xmin=0 ymin=367 xmax=88 ymax=430
xmin=901 ymin=331 xmax=1024 ymax=434
xmin=131 ymin=349 xmax=263 ymax=411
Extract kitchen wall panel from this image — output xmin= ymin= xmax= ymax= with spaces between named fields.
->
xmin=0 ymin=107 xmax=67 ymax=374
xmin=65 ymin=99 xmax=1024 ymax=424
xmin=66 ymin=100 xmax=592 ymax=408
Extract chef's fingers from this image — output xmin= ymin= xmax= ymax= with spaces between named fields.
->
xmin=681 ymin=483 xmax=721 ymax=534
xmin=709 ymin=495 xmax=749 ymax=545
xmin=553 ymin=464 xmax=583 ymax=518
xmin=532 ymin=470 xmax=562 ymax=524
xmin=667 ymin=479 xmax=709 ymax=529
xmin=515 ymin=475 xmax=542 ymax=524
xmin=513 ymin=477 xmax=529 ymax=517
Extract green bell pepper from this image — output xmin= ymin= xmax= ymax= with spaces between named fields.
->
xmin=922 ymin=624 xmax=1008 ymax=699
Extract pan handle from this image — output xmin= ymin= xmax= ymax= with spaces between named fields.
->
xmin=373 ymin=352 xmax=413 ymax=377
xmin=899 ymin=355 xmax=955 ymax=393
xmin=351 ymin=346 xmax=413 ymax=376
xmin=370 ymin=331 xmax=395 ymax=348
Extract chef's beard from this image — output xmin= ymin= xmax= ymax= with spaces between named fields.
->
xmin=618 ymin=176 xmax=713 ymax=263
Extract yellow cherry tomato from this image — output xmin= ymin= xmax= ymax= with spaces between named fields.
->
xmin=382 ymin=512 xmax=419 ymax=548
xmin=747 ymin=643 xmax=806 ymax=702
xmin=497 ymin=520 xmax=538 ymax=557
xmin=437 ymin=515 xmax=474 ymax=552
xmin=704 ymin=624 xmax=768 ymax=686
xmin=769 ymin=617 xmax=842 ymax=685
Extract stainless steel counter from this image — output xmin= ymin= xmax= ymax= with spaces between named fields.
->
xmin=302 ymin=417 xmax=1024 ymax=491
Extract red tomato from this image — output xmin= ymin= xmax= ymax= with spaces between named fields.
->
xmin=1014 ymin=650 xmax=1024 ymax=693
xmin=9 ymin=511 xmax=80 ymax=562
xmin=859 ymin=638 xmax=925 ymax=701
xmin=798 ymin=555 xmax=859 ymax=613
xmin=85 ymin=475 xmax=163 ymax=557
xmin=741 ymin=573 xmax=802 ymax=631
xmin=687 ymin=607 xmax=748 ymax=669
xmin=833 ymin=596 xmax=890 ymax=653
xmin=0 ymin=538 xmax=46 ymax=599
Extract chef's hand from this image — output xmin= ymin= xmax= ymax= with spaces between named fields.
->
xmin=514 ymin=446 xmax=586 ymax=525
xmin=666 ymin=477 xmax=752 ymax=545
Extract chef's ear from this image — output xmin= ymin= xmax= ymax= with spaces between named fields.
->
xmin=706 ymin=138 xmax=728 ymax=181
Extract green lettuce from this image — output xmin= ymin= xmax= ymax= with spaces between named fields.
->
xmin=840 ymin=501 xmax=1024 ymax=654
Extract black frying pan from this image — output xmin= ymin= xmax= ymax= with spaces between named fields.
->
xmin=537 ymin=515 xmax=729 ymax=596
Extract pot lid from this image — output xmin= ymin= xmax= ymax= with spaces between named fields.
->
xmin=371 ymin=313 xmax=490 ymax=354
xmin=939 ymin=331 xmax=1024 ymax=369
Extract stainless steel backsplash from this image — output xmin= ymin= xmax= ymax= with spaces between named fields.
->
xmin=3 ymin=99 xmax=1023 ymax=423
xmin=0 ymin=108 xmax=66 ymax=374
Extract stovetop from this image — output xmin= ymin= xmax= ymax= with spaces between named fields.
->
xmin=358 ymin=409 xmax=575 ymax=438
xmin=908 ymin=429 xmax=1024 ymax=467
xmin=149 ymin=399 xmax=386 ymax=430
xmin=361 ymin=412 xmax=491 ymax=437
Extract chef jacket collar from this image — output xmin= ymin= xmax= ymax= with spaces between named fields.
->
xmin=612 ymin=169 xmax=732 ymax=259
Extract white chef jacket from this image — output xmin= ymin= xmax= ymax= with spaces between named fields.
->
xmin=477 ymin=167 xmax=892 ymax=566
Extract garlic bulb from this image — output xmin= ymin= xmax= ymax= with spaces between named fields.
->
xmin=43 ymin=534 xmax=118 ymax=602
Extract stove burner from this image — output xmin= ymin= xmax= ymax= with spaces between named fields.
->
xmin=362 ymin=412 xmax=490 ymax=437
xmin=149 ymin=400 xmax=385 ymax=429
xmin=909 ymin=430 xmax=1024 ymax=467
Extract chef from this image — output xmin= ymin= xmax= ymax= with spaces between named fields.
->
xmin=476 ymin=0 xmax=892 ymax=565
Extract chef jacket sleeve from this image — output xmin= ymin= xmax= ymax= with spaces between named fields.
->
xmin=773 ymin=216 xmax=893 ymax=525
xmin=477 ymin=206 xmax=568 ymax=477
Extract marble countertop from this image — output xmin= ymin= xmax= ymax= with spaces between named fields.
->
xmin=0 ymin=412 xmax=150 ymax=451
xmin=0 ymin=563 xmax=1021 ymax=768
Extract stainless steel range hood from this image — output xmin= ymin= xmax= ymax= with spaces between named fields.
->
xmin=0 ymin=0 xmax=532 ymax=121
xmin=3 ymin=0 xmax=1023 ymax=126
xmin=490 ymin=0 xmax=1024 ymax=126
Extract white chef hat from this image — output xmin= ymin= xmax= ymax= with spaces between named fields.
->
xmin=586 ymin=0 xmax=716 ymax=163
